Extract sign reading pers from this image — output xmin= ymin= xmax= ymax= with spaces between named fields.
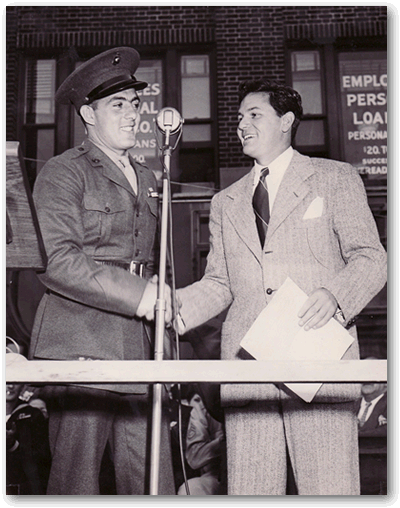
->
xmin=338 ymin=51 xmax=387 ymax=180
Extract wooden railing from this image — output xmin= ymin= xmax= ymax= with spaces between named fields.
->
xmin=6 ymin=356 xmax=387 ymax=384
xmin=6 ymin=355 xmax=387 ymax=495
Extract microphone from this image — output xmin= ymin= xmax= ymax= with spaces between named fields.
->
xmin=155 ymin=107 xmax=183 ymax=135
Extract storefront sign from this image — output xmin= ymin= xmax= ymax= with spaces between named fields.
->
xmin=338 ymin=51 xmax=387 ymax=179
xmin=129 ymin=60 xmax=163 ymax=169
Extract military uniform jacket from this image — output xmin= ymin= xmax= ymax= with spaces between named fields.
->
xmin=178 ymin=150 xmax=387 ymax=405
xmin=30 ymin=140 xmax=159 ymax=393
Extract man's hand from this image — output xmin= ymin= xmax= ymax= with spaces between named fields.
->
xmin=173 ymin=313 xmax=186 ymax=336
xmin=298 ymin=288 xmax=338 ymax=331
xmin=136 ymin=275 xmax=173 ymax=323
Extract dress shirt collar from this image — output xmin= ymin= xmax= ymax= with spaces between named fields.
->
xmin=361 ymin=392 xmax=385 ymax=410
xmin=253 ymin=146 xmax=293 ymax=186
xmin=358 ymin=392 xmax=385 ymax=420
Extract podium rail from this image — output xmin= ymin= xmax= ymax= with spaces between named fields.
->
xmin=6 ymin=356 xmax=387 ymax=495
xmin=6 ymin=357 xmax=387 ymax=384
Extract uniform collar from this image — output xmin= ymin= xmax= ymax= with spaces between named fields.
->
xmin=88 ymin=139 xmax=130 ymax=168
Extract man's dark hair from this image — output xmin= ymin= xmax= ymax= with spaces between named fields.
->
xmin=238 ymin=79 xmax=303 ymax=140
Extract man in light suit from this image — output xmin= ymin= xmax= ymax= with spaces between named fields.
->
xmin=176 ymin=79 xmax=387 ymax=495
xmin=30 ymin=47 xmax=174 ymax=495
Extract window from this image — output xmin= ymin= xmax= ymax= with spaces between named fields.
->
xmin=25 ymin=60 xmax=56 ymax=124
xmin=192 ymin=209 xmax=211 ymax=280
xmin=23 ymin=59 xmax=56 ymax=183
xmin=289 ymin=50 xmax=327 ymax=156
xmin=181 ymin=55 xmax=211 ymax=138
xmin=179 ymin=54 xmax=215 ymax=184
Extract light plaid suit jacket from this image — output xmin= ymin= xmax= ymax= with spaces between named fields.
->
xmin=178 ymin=150 xmax=387 ymax=405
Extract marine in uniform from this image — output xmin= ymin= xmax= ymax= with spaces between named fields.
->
xmin=29 ymin=47 xmax=175 ymax=495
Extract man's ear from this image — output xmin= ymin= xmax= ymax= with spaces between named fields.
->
xmin=80 ymin=104 xmax=96 ymax=126
xmin=281 ymin=111 xmax=295 ymax=134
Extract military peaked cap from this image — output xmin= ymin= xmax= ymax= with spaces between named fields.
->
xmin=55 ymin=47 xmax=148 ymax=112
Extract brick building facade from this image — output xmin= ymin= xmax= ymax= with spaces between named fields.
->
xmin=6 ymin=5 xmax=387 ymax=358
xmin=6 ymin=5 xmax=387 ymax=174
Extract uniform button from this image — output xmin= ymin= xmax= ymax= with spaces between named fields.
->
xmin=105 ymin=206 xmax=110 ymax=213
xmin=78 ymin=147 xmax=84 ymax=151
xmin=92 ymin=158 xmax=100 ymax=163
xmin=266 ymin=288 xmax=273 ymax=295
xmin=135 ymin=249 xmax=141 ymax=256
xmin=134 ymin=229 xmax=139 ymax=237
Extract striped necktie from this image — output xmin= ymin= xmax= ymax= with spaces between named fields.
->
xmin=253 ymin=167 xmax=270 ymax=246
xmin=358 ymin=401 xmax=372 ymax=427
xmin=119 ymin=155 xmax=137 ymax=194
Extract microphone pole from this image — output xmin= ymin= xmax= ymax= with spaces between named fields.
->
xmin=150 ymin=108 xmax=183 ymax=495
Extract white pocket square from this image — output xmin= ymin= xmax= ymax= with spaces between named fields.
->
xmin=303 ymin=196 xmax=324 ymax=219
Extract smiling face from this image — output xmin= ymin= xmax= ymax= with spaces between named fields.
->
xmin=6 ymin=384 xmax=22 ymax=403
xmin=361 ymin=382 xmax=387 ymax=401
xmin=237 ymin=92 xmax=293 ymax=166
xmin=81 ymin=88 xmax=141 ymax=156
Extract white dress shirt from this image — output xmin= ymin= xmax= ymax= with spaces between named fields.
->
xmin=252 ymin=146 xmax=293 ymax=212
xmin=357 ymin=392 xmax=385 ymax=423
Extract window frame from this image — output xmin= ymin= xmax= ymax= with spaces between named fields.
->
xmin=19 ymin=55 xmax=58 ymax=186
xmin=176 ymin=48 xmax=218 ymax=186
xmin=136 ymin=45 xmax=218 ymax=186
xmin=286 ymin=44 xmax=329 ymax=158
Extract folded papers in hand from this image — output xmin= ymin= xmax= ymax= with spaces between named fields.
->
xmin=240 ymin=277 xmax=354 ymax=402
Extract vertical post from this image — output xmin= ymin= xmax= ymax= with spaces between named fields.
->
xmin=149 ymin=136 xmax=171 ymax=495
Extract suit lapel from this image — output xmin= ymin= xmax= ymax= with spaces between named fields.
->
xmin=225 ymin=169 xmax=263 ymax=264
xmin=265 ymin=151 xmax=314 ymax=244
xmin=225 ymin=152 xmax=316 ymax=260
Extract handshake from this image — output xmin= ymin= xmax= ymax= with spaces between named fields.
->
xmin=136 ymin=275 xmax=184 ymax=333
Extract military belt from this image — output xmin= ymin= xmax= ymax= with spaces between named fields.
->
xmin=95 ymin=260 xmax=146 ymax=277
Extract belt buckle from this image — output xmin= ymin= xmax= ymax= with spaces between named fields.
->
xmin=129 ymin=261 xmax=144 ymax=277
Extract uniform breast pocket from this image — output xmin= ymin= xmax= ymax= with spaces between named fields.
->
xmin=83 ymin=193 xmax=128 ymax=247
xmin=141 ymin=197 xmax=158 ymax=236
xmin=145 ymin=196 xmax=158 ymax=218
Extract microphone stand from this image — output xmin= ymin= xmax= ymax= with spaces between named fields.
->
xmin=150 ymin=118 xmax=182 ymax=495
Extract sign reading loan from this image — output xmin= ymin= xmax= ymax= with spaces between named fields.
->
xmin=339 ymin=51 xmax=387 ymax=179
